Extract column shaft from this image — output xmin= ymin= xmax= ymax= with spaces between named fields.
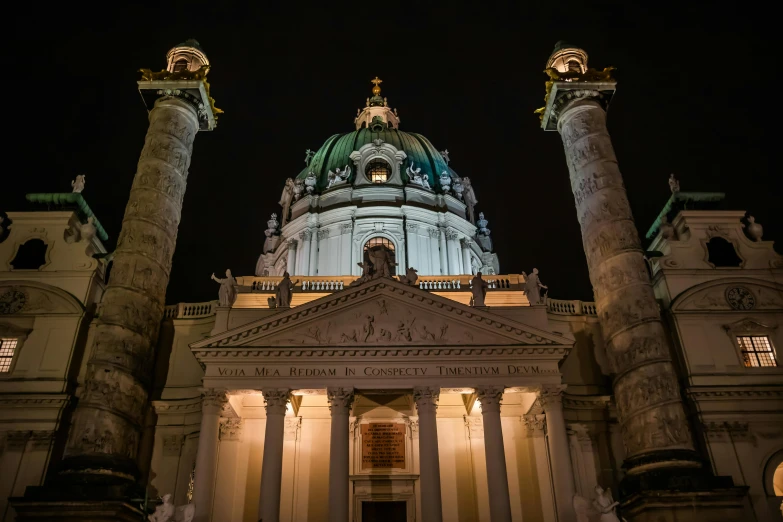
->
xmin=556 ymin=99 xmax=696 ymax=469
xmin=62 ymin=95 xmax=200 ymax=480
xmin=445 ymin=229 xmax=460 ymax=275
xmin=461 ymin=239 xmax=472 ymax=275
xmin=286 ymin=240 xmax=297 ymax=276
xmin=438 ymin=230 xmax=448 ymax=275
xmin=327 ymin=387 xmax=354 ymax=522
xmin=309 ymin=229 xmax=319 ymax=276
xmin=258 ymin=389 xmax=289 ymax=522
xmin=193 ymin=390 xmax=227 ymax=522
xmin=298 ymin=231 xmax=311 ymax=276
xmin=414 ymin=387 xmax=443 ymax=522
xmin=476 ymin=386 xmax=512 ymax=522
xmin=540 ymin=386 xmax=576 ymax=522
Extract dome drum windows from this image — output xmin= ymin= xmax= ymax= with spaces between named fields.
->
xmin=349 ymin=142 xmax=407 ymax=187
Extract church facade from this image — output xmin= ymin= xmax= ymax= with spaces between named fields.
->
xmin=1 ymin=40 xmax=782 ymax=522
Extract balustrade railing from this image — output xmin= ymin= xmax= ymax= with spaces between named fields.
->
xmin=546 ymin=297 xmax=598 ymax=316
xmin=163 ymin=300 xmax=218 ymax=320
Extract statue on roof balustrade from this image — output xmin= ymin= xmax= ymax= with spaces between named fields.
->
xmin=211 ymin=269 xmax=237 ymax=306
xmin=275 ymin=271 xmax=298 ymax=308
xmin=470 ymin=272 xmax=488 ymax=307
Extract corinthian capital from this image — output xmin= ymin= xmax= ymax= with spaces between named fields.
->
xmin=201 ymin=388 xmax=229 ymax=410
xmin=445 ymin=227 xmax=459 ymax=241
xmin=287 ymin=238 xmax=298 ymax=249
xmin=327 ymin=387 xmax=355 ymax=414
xmin=413 ymin=386 xmax=440 ymax=414
xmin=475 ymin=385 xmax=505 ymax=413
xmin=538 ymin=384 xmax=567 ymax=409
xmin=261 ymin=388 xmax=290 ymax=415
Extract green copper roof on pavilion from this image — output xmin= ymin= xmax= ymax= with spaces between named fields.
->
xmin=645 ymin=191 xmax=725 ymax=240
xmin=25 ymin=193 xmax=109 ymax=241
xmin=297 ymin=128 xmax=451 ymax=190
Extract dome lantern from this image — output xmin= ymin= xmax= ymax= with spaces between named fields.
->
xmin=354 ymin=77 xmax=401 ymax=130
xmin=166 ymin=39 xmax=210 ymax=73
xmin=546 ymin=41 xmax=588 ymax=74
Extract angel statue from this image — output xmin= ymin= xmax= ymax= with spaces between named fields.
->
xmin=211 ymin=269 xmax=237 ymax=307
xmin=327 ymin=165 xmax=351 ymax=189
xmin=279 ymin=178 xmax=295 ymax=224
xmin=573 ymin=485 xmax=625 ymax=522
xmin=668 ymin=173 xmax=680 ymax=194
xmin=148 ymin=493 xmax=195 ymax=522
xmin=462 ymin=177 xmax=478 ymax=224
xmin=406 ymin=162 xmax=430 ymax=189
xmin=439 ymin=171 xmax=452 ymax=194
xmin=71 ymin=174 xmax=86 ymax=193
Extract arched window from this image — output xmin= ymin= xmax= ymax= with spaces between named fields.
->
xmin=173 ymin=59 xmax=189 ymax=72
xmin=706 ymin=237 xmax=742 ymax=267
xmin=363 ymin=237 xmax=396 ymax=276
xmin=10 ymin=239 xmax=48 ymax=270
xmin=366 ymin=159 xmax=391 ymax=184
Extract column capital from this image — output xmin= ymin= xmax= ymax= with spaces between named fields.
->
xmin=219 ymin=418 xmax=243 ymax=441
xmin=327 ymin=387 xmax=355 ymax=414
xmin=523 ymin=414 xmax=547 ymax=436
xmin=475 ymin=385 xmax=505 ymax=413
xmin=538 ymin=384 xmax=567 ymax=409
xmin=460 ymin=237 xmax=474 ymax=248
xmin=201 ymin=388 xmax=228 ymax=412
xmin=287 ymin=238 xmax=298 ymax=249
xmin=261 ymin=388 xmax=290 ymax=415
xmin=413 ymin=386 xmax=440 ymax=413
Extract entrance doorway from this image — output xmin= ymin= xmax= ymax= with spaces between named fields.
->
xmin=361 ymin=501 xmax=406 ymax=522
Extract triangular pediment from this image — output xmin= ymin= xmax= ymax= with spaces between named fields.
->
xmin=191 ymin=278 xmax=573 ymax=349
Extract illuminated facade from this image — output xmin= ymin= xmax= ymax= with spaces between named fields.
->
xmin=1 ymin=41 xmax=782 ymax=522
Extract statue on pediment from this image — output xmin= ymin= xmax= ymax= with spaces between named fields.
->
xmin=398 ymin=267 xmax=418 ymax=286
xmin=211 ymin=269 xmax=237 ymax=307
xmin=470 ymin=272 xmax=488 ymax=307
xmin=275 ymin=272 xmax=298 ymax=308
xmin=522 ymin=268 xmax=548 ymax=305
xmin=367 ymin=245 xmax=395 ymax=279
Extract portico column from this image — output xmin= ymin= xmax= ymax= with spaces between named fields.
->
xmin=437 ymin=228 xmax=448 ymax=275
xmin=309 ymin=228 xmax=319 ymax=276
xmin=540 ymin=385 xmax=576 ymax=522
xmin=461 ymin=238 xmax=473 ymax=275
xmin=298 ymin=230 xmax=311 ymax=276
xmin=327 ymin=387 xmax=354 ymax=522
xmin=286 ymin=239 xmax=297 ymax=276
xmin=413 ymin=387 xmax=443 ymax=522
xmin=258 ymin=389 xmax=290 ymax=522
xmin=475 ymin=386 xmax=512 ymax=522
xmin=193 ymin=389 xmax=227 ymax=522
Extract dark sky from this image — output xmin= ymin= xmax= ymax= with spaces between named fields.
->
xmin=3 ymin=2 xmax=779 ymax=304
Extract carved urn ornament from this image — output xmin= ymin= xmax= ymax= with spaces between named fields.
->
xmin=744 ymin=215 xmax=763 ymax=241
xmin=304 ymin=172 xmax=317 ymax=194
xmin=439 ymin=171 xmax=452 ymax=194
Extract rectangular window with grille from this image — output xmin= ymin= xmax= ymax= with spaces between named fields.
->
xmin=736 ymin=336 xmax=778 ymax=367
xmin=0 ymin=338 xmax=19 ymax=373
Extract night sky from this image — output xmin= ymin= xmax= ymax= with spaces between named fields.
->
xmin=3 ymin=3 xmax=779 ymax=305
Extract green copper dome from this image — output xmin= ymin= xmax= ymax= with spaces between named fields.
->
xmin=297 ymin=128 xmax=451 ymax=190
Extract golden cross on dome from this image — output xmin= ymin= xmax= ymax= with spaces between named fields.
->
xmin=371 ymin=76 xmax=382 ymax=96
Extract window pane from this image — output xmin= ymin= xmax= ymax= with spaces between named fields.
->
xmin=736 ymin=336 xmax=778 ymax=368
xmin=0 ymin=338 xmax=18 ymax=372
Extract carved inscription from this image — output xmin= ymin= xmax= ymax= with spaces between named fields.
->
xmin=361 ymin=423 xmax=406 ymax=470
xmin=214 ymin=364 xmax=542 ymax=378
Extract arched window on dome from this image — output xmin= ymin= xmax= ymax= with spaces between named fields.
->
xmin=364 ymin=237 xmax=396 ymax=276
xmin=366 ymin=159 xmax=391 ymax=184
xmin=173 ymin=59 xmax=189 ymax=72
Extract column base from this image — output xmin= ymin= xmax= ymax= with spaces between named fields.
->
xmin=619 ymin=463 xmax=751 ymax=522
xmin=10 ymin=482 xmax=145 ymax=522
xmin=621 ymin=487 xmax=750 ymax=522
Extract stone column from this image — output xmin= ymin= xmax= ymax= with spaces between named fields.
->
xmin=405 ymin=223 xmax=419 ymax=271
xmin=60 ymin=91 xmax=205 ymax=482
xmin=309 ymin=228 xmax=319 ymax=276
xmin=437 ymin=228 xmax=448 ymax=275
xmin=540 ymin=385 xmax=576 ymax=522
xmin=327 ymin=387 xmax=354 ymax=522
xmin=298 ymin=230 xmax=311 ymax=276
xmin=544 ymin=82 xmax=698 ymax=476
xmin=445 ymin=228 xmax=461 ymax=275
xmin=286 ymin=239 xmax=297 ymax=276
xmin=340 ymin=223 xmax=353 ymax=275
xmin=258 ymin=389 xmax=289 ymax=522
xmin=193 ymin=390 xmax=227 ymax=522
xmin=413 ymin=387 xmax=443 ymax=522
xmin=475 ymin=386 xmax=512 ymax=522
xmin=461 ymin=238 xmax=473 ymax=275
